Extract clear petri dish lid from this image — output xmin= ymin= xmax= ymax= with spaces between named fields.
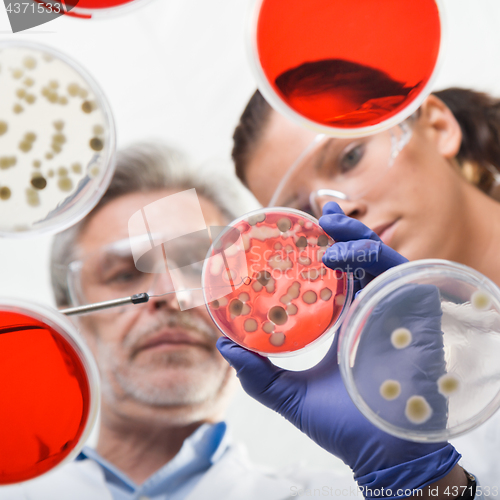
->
xmin=0 ymin=297 xmax=100 ymax=485
xmin=0 ymin=40 xmax=116 ymax=237
xmin=63 ymin=0 xmax=154 ymax=19
xmin=248 ymin=0 xmax=446 ymax=138
xmin=339 ymin=259 xmax=500 ymax=442
xmin=202 ymin=207 xmax=353 ymax=357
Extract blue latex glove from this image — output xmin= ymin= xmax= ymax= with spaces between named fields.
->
xmin=218 ymin=206 xmax=461 ymax=496
xmin=319 ymin=202 xmax=407 ymax=292
xmin=218 ymin=286 xmax=460 ymax=495
xmin=351 ymin=284 xmax=448 ymax=434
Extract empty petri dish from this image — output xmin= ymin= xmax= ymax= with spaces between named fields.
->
xmin=202 ymin=208 xmax=352 ymax=356
xmin=63 ymin=0 xmax=153 ymax=19
xmin=0 ymin=298 xmax=100 ymax=484
xmin=249 ymin=0 xmax=445 ymax=137
xmin=0 ymin=40 xmax=115 ymax=237
xmin=339 ymin=259 xmax=500 ymax=442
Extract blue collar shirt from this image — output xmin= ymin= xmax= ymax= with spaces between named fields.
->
xmin=76 ymin=422 xmax=230 ymax=500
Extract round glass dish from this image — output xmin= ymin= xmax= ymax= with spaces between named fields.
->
xmin=0 ymin=297 xmax=100 ymax=485
xmin=339 ymin=259 xmax=500 ymax=442
xmin=248 ymin=0 xmax=446 ymax=137
xmin=202 ymin=207 xmax=352 ymax=356
xmin=0 ymin=40 xmax=116 ymax=237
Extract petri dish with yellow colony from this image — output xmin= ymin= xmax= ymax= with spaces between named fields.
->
xmin=339 ymin=259 xmax=500 ymax=442
xmin=0 ymin=40 xmax=115 ymax=237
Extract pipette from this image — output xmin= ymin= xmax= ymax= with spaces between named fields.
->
xmin=59 ymin=279 xmax=249 ymax=316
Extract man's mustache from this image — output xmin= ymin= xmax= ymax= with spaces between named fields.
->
xmin=124 ymin=311 xmax=219 ymax=358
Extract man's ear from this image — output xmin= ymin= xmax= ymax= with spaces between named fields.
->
xmin=418 ymin=94 xmax=462 ymax=159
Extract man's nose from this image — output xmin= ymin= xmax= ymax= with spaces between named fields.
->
xmin=147 ymin=268 xmax=184 ymax=312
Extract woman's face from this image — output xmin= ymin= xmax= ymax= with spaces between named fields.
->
xmin=244 ymin=96 xmax=469 ymax=262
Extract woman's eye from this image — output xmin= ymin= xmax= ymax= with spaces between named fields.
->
xmin=339 ymin=144 xmax=365 ymax=173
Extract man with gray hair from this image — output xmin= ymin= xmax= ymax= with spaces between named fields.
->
xmin=0 ymin=143 xmax=250 ymax=497
xmin=46 ymin=143 xmax=256 ymax=497
xmin=0 ymin=141 xmax=355 ymax=500
xmin=0 ymin=142 xmax=471 ymax=499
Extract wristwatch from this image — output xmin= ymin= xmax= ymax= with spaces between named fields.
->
xmin=459 ymin=470 xmax=477 ymax=499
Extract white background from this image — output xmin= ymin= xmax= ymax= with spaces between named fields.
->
xmin=1 ymin=0 xmax=500 ymax=474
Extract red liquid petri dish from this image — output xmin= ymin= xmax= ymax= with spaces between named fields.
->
xmin=203 ymin=208 xmax=352 ymax=356
xmin=250 ymin=0 xmax=444 ymax=137
xmin=0 ymin=299 xmax=99 ymax=485
xmin=62 ymin=0 xmax=152 ymax=19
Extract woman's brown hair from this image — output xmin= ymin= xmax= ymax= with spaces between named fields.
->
xmin=233 ymin=88 xmax=500 ymax=198
xmin=434 ymin=88 xmax=500 ymax=196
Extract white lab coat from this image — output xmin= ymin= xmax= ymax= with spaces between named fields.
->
xmin=443 ymin=301 xmax=500 ymax=490
xmin=0 ymin=444 xmax=361 ymax=500
xmin=451 ymin=408 xmax=500 ymax=489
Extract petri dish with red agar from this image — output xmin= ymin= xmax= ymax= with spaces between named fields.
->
xmin=249 ymin=0 xmax=445 ymax=137
xmin=202 ymin=208 xmax=352 ymax=356
xmin=0 ymin=298 xmax=99 ymax=485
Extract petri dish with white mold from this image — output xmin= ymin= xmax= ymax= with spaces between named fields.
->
xmin=0 ymin=40 xmax=115 ymax=237
xmin=339 ymin=259 xmax=500 ymax=442
xmin=202 ymin=207 xmax=352 ymax=356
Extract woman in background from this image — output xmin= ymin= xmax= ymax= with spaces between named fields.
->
xmin=232 ymin=88 xmax=500 ymax=284
xmin=224 ymin=87 xmax=500 ymax=489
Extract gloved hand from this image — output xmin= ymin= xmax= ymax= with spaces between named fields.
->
xmin=351 ymin=284 xmax=449 ymax=434
xmin=218 ymin=259 xmax=460 ymax=496
xmin=319 ymin=202 xmax=407 ymax=292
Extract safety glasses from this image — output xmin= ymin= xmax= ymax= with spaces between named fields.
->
xmin=268 ymin=120 xmax=413 ymax=217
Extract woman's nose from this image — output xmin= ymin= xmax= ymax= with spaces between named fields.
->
xmin=312 ymin=190 xmax=367 ymax=219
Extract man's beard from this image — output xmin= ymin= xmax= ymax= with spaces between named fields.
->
xmin=97 ymin=311 xmax=230 ymax=408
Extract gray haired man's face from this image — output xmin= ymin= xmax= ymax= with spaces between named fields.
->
xmin=75 ymin=189 xmax=235 ymax=425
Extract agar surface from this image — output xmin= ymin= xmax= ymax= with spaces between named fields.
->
xmin=0 ymin=309 xmax=90 ymax=484
xmin=205 ymin=211 xmax=348 ymax=354
xmin=256 ymin=0 xmax=440 ymax=129
xmin=391 ymin=327 xmax=412 ymax=349
xmin=405 ymin=395 xmax=432 ymax=425
xmin=0 ymin=46 xmax=108 ymax=232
